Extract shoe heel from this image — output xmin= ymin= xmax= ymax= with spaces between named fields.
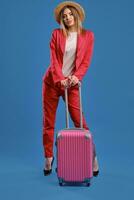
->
xmin=43 ymin=157 xmax=54 ymax=176
xmin=93 ymin=170 xmax=99 ymax=177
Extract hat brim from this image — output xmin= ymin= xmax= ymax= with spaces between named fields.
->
xmin=54 ymin=1 xmax=85 ymax=24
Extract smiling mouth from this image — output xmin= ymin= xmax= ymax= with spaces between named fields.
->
xmin=67 ymin=20 xmax=72 ymax=23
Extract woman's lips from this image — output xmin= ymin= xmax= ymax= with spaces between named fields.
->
xmin=67 ymin=20 xmax=72 ymax=24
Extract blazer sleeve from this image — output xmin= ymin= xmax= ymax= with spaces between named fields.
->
xmin=49 ymin=29 xmax=65 ymax=85
xmin=73 ymin=31 xmax=94 ymax=81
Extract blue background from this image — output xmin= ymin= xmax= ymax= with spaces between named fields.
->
xmin=0 ymin=0 xmax=134 ymax=199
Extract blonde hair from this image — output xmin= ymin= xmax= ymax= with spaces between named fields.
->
xmin=59 ymin=6 xmax=86 ymax=37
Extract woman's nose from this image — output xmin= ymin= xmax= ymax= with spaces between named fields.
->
xmin=66 ymin=15 xmax=71 ymax=20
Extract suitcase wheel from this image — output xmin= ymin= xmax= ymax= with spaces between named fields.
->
xmin=59 ymin=178 xmax=64 ymax=186
xmin=59 ymin=182 xmax=63 ymax=186
xmin=86 ymin=183 xmax=90 ymax=187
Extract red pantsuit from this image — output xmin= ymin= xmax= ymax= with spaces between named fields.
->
xmin=42 ymin=28 xmax=96 ymax=158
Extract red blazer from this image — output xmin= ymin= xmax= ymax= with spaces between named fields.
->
xmin=43 ymin=28 xmax=94 ymax=86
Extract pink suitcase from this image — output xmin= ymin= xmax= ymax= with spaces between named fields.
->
xmin=56 ymin=82 xmax=93 ymax=186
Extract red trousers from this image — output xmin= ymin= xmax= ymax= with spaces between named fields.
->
xmin=42 ymin=81 xmax=96 ymax=158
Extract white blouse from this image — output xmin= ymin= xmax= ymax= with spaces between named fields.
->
xmin=62 ymin=32 xmax=77 ymax=77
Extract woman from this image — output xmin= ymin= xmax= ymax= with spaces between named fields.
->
xmin=42 ymin=1 xmax=99 ymax=176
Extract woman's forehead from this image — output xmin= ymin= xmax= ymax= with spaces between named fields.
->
xmin=63 ymin=8 xmax=72 ymax=15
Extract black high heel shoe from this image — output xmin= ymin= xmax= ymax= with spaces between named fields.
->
xmin=93 ymin=170 xmax=99 ymax=177
xmin=43 ymin=157 xmax=54 ymax=176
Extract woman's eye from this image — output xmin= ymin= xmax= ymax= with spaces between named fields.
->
xmin=63 ymin=13 xmax=73 ymax=19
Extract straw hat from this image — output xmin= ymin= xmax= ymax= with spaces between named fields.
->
xmin=54 ymin=1 xmax=85 ymax=24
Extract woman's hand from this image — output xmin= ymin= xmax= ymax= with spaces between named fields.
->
xmin=61 ymin=78 xmax=69 ymax=87
xmin=68 ymin=75 xmax=79 ymax=87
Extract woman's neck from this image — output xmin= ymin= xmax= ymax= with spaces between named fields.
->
xmin=68 ymin=26 xmax=77 ymax=32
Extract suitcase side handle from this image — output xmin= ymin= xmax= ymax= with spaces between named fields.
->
xmin=64 ymin=81 xmax=83 ymax=129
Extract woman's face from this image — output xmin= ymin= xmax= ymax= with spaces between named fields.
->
xmin=62 ymin=8 xmax=75 ymax=28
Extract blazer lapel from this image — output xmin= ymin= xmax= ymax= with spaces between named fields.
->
xmin=60 ymin=30 xmax=66 ymax=55
xmin=75 ymin=33 xmax=84 ymax=70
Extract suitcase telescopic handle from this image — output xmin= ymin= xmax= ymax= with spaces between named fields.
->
xmin=64 ymin=81 xmax=83 ymax=129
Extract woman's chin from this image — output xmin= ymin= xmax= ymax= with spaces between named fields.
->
xmin=67 ymin=24 xmax=75 ymax=29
